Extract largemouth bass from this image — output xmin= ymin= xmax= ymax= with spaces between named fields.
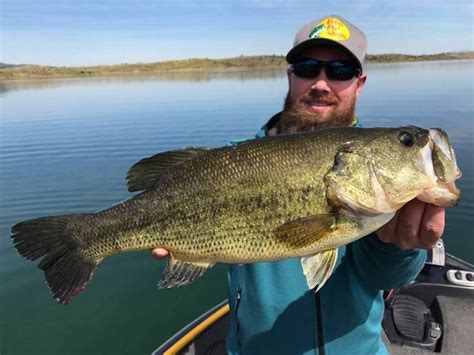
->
xmin=11 ymin=126 xmax=461 ymax=304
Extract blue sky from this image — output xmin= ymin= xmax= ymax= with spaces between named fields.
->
xmin=1 ymin=0 xmax=473 ymax=66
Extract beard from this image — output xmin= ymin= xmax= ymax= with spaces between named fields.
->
xmin=272 ymin=90 xmax=356 ymax=135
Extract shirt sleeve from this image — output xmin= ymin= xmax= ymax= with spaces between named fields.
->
xmin=349 ymin=233 xmax=427 ymax=290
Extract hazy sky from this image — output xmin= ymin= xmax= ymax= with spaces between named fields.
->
xmin=1 ymin=0 xmax=473 ymax=66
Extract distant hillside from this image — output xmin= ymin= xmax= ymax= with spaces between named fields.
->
xmin=0 ymin=63 xmax=24 ymax=69
xmin=1 ymin=52 xmax=472 ymax=80
xmin=366 ymin=52 xmax=474 ymax=63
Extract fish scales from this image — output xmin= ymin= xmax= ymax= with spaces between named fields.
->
xmin=89 ymin=134 xmax=340 ymax=257
xmin=85 ymin=137 xmax=328 ymax=261
xmin=11 ymin=126 xmax=462 ymax=303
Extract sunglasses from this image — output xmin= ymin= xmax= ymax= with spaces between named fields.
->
xmin=291 ymin=59 xmax=362 ymax=81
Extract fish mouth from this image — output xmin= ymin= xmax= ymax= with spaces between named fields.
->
xmin=416 ymin=128 xmax=462 ymax=207
xmin=429 ymin=128 xmax=462 ymax=181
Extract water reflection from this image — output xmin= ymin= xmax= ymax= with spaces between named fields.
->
xmin=0 ymin=68 xmax=287 ymax=94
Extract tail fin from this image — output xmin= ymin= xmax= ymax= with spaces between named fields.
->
xmin=11 ymin=214 xmax=100 ymax=304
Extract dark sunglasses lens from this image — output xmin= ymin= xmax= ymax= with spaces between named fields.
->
xmin=292 ymin=61 xmax=321 ymax=78
xmin=327 ymin=62 xmax=361 ymax=80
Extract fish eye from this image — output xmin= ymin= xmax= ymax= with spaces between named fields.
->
xmin=398 ymin=131 xmax=415 ymax=147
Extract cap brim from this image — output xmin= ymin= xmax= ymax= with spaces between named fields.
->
xmin=286 ymin=38 xmax=362 ymax=69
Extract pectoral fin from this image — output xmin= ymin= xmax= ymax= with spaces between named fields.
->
xmin=301 ymin=248 xmax=338 ymax=292
xmin=158 ymin=255 xmax=214 ymax=288
xmin=274 ymin=214 xmax=337 ymax=247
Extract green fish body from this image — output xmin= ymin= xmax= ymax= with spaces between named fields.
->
xmin=11 ymin=126 xmax=461 ymax=304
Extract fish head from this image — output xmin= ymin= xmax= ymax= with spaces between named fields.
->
xmin=324 ymin=126 xmax=462 ymax=215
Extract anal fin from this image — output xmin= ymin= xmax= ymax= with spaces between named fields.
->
xmin=158 ymin=255 xmax=214 ymax=288
xmin=301 ymin=248 xmax=338 ymax=292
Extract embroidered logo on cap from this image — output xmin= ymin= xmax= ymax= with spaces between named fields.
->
xmin=308 ymin=17 xmax=350 ymax=41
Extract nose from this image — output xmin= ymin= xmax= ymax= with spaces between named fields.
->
xmin=309 ymin=70 xmax=332 ymax=92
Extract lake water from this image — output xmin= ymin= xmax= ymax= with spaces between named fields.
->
xmin=1 ymin=60 xmax=473 ymax=354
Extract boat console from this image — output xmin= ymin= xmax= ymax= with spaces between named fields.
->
xmin=383 ymin=240 xmax=474 ymax=354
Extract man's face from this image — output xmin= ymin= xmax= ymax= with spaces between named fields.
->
xmin=276 ymin=45 xmax=367 ymax=134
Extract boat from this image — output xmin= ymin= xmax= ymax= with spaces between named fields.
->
xmin=153 ymin=240 xmax=474 ymax=354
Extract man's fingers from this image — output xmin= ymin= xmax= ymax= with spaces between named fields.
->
xmin=151 ymin=248 xmax=170 ymax=260
xmin=376 ymin=210 xmax=400 ymax=244
xmin=376 ymin=200 xmax=446 ymax=250
xmin=418 ymin=205 xmax=445 ymax=248
xmin=394 ymin=199 xmax=426 ymax=249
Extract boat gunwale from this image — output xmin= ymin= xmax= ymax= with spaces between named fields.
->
xmin=152 ymin=300 xmax=229 ymax=355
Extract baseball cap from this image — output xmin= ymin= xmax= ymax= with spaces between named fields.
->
xmin=286 ymin=15 xmax=367 ymax=69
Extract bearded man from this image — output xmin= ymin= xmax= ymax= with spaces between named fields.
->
xmin=153 ymin=15 xmax=445 ymax=355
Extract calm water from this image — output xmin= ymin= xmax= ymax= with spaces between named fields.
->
xmin=1 ymin=61 xmax=473 ymax=354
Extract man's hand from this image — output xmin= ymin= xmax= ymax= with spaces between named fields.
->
xmin=151 ymin=248 xmax=169 ymax=260
xmin=376 ymin=199 xmax=445 ymax=250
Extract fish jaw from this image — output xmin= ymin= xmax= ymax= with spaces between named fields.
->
xmin=417 ymin=181 xmax=460 ymax=207
xmin=415 ymin=128 xmax=461 ymax=207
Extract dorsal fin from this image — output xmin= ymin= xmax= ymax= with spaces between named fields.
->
xmin=126 ymin=147 xmax=210 ymax=192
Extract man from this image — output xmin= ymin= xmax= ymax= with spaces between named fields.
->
xmin=152 ymin=15 xmax=445 ymax=354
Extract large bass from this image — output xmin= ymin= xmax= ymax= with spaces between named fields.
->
xmin=11 ymin=126 xmax=461 ymax=304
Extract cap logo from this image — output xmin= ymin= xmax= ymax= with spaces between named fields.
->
xmin=308 ymin=17 xmax=350 ymax=41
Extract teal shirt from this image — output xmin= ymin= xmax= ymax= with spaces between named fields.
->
xmin=226 ymin=118 xmax=427 ymax=354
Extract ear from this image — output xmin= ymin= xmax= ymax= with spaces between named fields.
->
xmin=355 ymin=73 xmax=367 ymax=99
xmin=287 ymin=67 xmax=292 ymax=85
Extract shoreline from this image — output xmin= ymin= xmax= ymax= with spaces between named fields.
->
xmin=1 ymin=52 xmax=473 ymax=81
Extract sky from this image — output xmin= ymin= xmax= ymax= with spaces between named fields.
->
xmin=1 ymin=0 xmax=473 ymax=66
